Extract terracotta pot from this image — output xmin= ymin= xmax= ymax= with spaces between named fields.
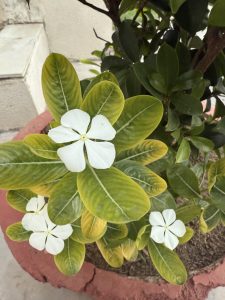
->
xmin=0 ymin=111 xmax=225 ymax=300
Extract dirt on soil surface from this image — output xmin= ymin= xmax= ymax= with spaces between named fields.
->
xmin=85 ymin=223 xmax=225 ymax=278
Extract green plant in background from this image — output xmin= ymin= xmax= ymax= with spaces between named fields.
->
xmin=3 ymin=0 xmax=225 ymax=285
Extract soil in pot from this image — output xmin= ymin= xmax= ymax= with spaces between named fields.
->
xmin=85 ymin=223 xmax=225 ymax=278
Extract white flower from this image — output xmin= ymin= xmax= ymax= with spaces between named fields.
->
xmin=22 ymin=196 xmax=46 ymax=231
xmin=48 ymin=109 xmax=116 ymax=172
xmin=149 ymin=209 xmax=186 ymax=250
xmin=22 ymin=196 xmax=73 ymax=255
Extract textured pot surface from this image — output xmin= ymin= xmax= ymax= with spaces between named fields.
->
xmin=0 ymin=111 xmax=225 ymax=300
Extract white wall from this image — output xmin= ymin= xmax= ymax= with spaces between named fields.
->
xmin=40 ymin=0 xmax=112 ymax=59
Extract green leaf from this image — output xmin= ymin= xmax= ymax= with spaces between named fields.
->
xmin=81 ymin=210 xmax=107 ymax=241
xmin=119 ymin=0 xmax=137 ymax=15
xmin=96 ymin=238 xmax=124 ymax=268
xmin=167 ymin=164 xmax=200 ymax=200
xmin=116 ymin=160 xmax=167 ymax=197
xmin=179 ymin=227 xmax=194 ymax=244
xmin=169 ymin=0 xmax=186 ymax=14
xmin=83 ymin=71 xmax=119 ymax=98
xmin=7 ymin=189 xmax=35 ymax=213
xmin=148 ymin=240 xmax=187 ymax=285
xmin=24 ymin=134 xmax=61 ymax=160
xmin=77 ymin=165 xmax=150 ymax=223
xmin=171 ymin=93 xmax=202 ymax=116
xmin=48 ymin=173 xmax=83 ymax=225
xmin=208 ymin=158 xmax=225 ymax=191
xmin=176 ymin=139 xmax=191 ymax=163
xmin=176 ymin=203 xmax=201 ymax=223
xmin=82 ymin=81 xmax=124 ymax=124
xmin=54 ymin=239 xmax=85 ymax=275
xmin=200 ymin=205 xmax=221 ymax=233
xmin=209 ymin=0 xmax=225 ymax=27
xmin=42 ymin=53 xmax=82 ymax=122
xmin=157 ymin=43 xmax=179 ymax=91
xmin=121 ymin=239 xmax=138 ymax=261
xmin=151 ymin=191 xmax=177 ymax=211
xmin=105 ymin=223 xmax=128 ymax=241
xmin=210 ymin=176 xmax=225 ymax=211
xmin=6 ymin=222 xmax=31 ymax=241
xmin=116 ymin=139 xmax=168 ymax=165
xmin=118 ymin=20 xmax=140 ymax=62
xmin=31 ymin=177 xmax=62 ymax=197
xmin=189 ymin=137 xmax=214 ymax=152
xmin=165 ymin=108 xmax=180 ymax=132
xmin=114 ymin=95 xmax=163 ymax=152
xmin=0 ymin=142 xmax=67 ymax=189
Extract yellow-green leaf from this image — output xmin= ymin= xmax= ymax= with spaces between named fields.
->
xmin=82 ymin=81 xmax=124 ymax=124
xmin=6 ymin=222 xmax=31 ymax=241
xmin=96 ymin=238 xmax=124 ymax=268
xmin=200 ymin=205 xmax=221 ymax=233
xmin=42 ymin=53 xmax=82 ymax=122
xmin=81 ymin=210 xmax=107 ymax=240
xmin=121 ymin=239 xmax=138 ymax=261
xmin=7 ymin=189 xmax=35 ymax=213
xmin=148 ymin=240 xmax=187 ymax=285
xmin=208 ymin=158 xmax=225 ymax=191
xmin=179 ymin=227 xmax=194 ymax=244
xmin=54 ymin=238 xmax=85 ymax=276
xmin=116 ymin=139 xmax=168 ymax=165
xmin=77 ymin=165 xmax=150 ymax=224
xmin=71 ymin=218 xmax=98 ymax=244
xmin=48 ymin=173 xmax=83 ymax=225
xmin=114 ymin=96 xmax=163 ymax=152
xmin=0 ymin=142 xmax=67 ymax=189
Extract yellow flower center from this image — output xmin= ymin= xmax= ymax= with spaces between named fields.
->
xmin=80 ymin=134 xmax=88 ymax=141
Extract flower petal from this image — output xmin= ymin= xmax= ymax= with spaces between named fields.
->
xmin=45 ymin=235 xmax=64 ymax=255
xmin=150 ymin=226 xmax=165 ymax=243
xmin=57 ymin=141 xmax=86 ymax=172
xmin=86 ymin=115 xmax=116 ymax=141
xmin=22 ymin=213 xmax=47 ymax=232
xmin=164 ymin=229 xmax=179 ymax=250
xmin=149 ymin=211 xmax=165 ymax=226
xmin=168 ymin=220 xmax=186 ymax=237
xmin=51 ymin=224 xmax=73 ymax=240
xmin=48 ymin=126 xmax=80 ymax=143
xmin=61 ymin=109 xmax=90 ymax=135
xmin=37 ymin=196 xmax=46 ymax=211
xmin=29 ymin=232 xmax=47 ymax=251
xmin=26 ymin=196 xmax=45 ymax=212
xmin=41 ymin=205 xmax=56 ymax=231
xmin=162 ymin=209 xmax=176 ymax=226
xmin=85 ymin=140 xmax=116 ymax=169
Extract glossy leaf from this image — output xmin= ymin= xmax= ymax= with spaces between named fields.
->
xmin=81 ymin=210 xmax=107 ymax=241
xmin=189 ymin=137 xmax=214 ymax=152
xmin=200 ymin=205 xmax=221 ymax=233
xmin=148 ymin=240 xmax=187 ymax=285
xmin=210 ymin=176 xmax=225 ymax=211
xmin=116 ymin=139 xmax=168 ymax=165
xmin=121 ymin=239 xmax=138 ymax=261
xmin=96 ymin=238 xmax=124 ymax=268
xmin=116 ymin=160 xmax=167 ymax=197
xmin=167 ymin=164 xmax=200 ymax=200
xmin=176 ymin=203 xmax=201 ymax=224
xmin=82 ymin=81 xmax=124 ymax=124
xmin=6 ymin=222 xmax=31 ymax=241
xmin=114 ymin=96 xmax=163 ymax=152
xmin=136 ymin=225 xmax=150 ymax=250
xmin=7 ymin=189 xmax=35 ymax=213
xmin=0 ymin=142 xmax=67 ymax=189
xmin=71 ymin=218 xmax=98 ymax=244
xmin=209 ymin=0 xmax=225 ymax=27
xmin=105 ymin=223 xmax=128 ymax=241
xmin=151 ymin=191 xmax=176 ymax=211
xmin=24 ymin=134 xmax=61 ymax=160
xmin=171 ymin=93 xmax=202 ymax=116
xmin=31 ymin=177 xmax=62 ymax=197
xmin=208 ymin=158 xmax=225 ymax=191
xmin=170 ymin=0 xmax=186 ymax=13
xmin=54 ymin=238 xmax=85 ymax=275
xmin=48 ymin=173 xmax=83 ymax=225
xmin=179 ymin=227 xmax=194 ymax=244
xmin=176 ymin=139 xmax=191 ymax=163
xmin=77 ymin=165 xmax=150 ymax=223
xmin=157 ymin=43 xmax=179 ymax=90
xmin=83 ymin=71 xmax=119 ymax=97
xmin=42 ymin=53 xmax=82 ymax=122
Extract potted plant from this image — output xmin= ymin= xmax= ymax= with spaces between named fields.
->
xmin=1 ymin=0 xmax=225 ymax=299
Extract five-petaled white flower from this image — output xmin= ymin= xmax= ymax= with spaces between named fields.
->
xmin=22 ymin=196 xmax=73 ymax=255
xmin=48 ymin=109 xmax=116 ymax=172
xmin=149 ymin=209 xmax=186 ymax=250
